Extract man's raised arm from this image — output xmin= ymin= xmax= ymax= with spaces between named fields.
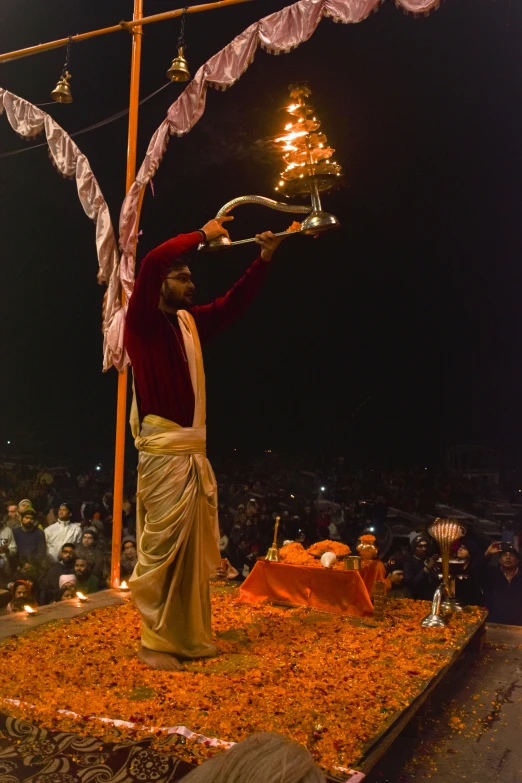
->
xmin=192 ymin=231 xmax=282 ymax=343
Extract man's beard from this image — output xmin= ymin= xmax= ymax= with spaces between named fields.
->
xmin=163 ymin=287 xmax=188 ymax=309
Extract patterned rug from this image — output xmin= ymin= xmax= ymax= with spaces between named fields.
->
xmin=0 ymin=712 xmax=195 ymax=783
xmin=0 ymin=711 xmax=352 ymax=782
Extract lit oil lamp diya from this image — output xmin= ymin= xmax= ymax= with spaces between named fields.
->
xmin=118 ymin=580 xmax=130 ymax=592
xmin=199 ymin=81 xmax=343 ymax=252
xmin=24 ymin=604 xmax=37 ymax=616
xmin=76 ymin=591 xmax=89 ymax=602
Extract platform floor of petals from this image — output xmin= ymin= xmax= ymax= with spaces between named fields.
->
xmin=0 ymin=586 xmax=486 ymax=781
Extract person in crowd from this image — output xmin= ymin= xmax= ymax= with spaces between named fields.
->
xmin=0 ymin=513 xmax=17 ymax=586
xmin=3 ymin=502 xmax=20 ymax=530
xmin=17 ymin=499 xmax=33 ymax=516
xmin=122 ymin=498 xmax=136 ymax=537
xmin=120 ymin=536 xmax=138 ymax=579
xmin=13 ymin=508 xmax=46 ymax=563
xmin=229 ymin=515 xmax=245 ymax=551
xmin=246 ymin=498 xmax=258 ymax=518
xmin=316 ymin=508 xmax=330 ymax=540
xmin=6 ymin=579 xmax=37 ymax=613
xmin=219 ymin=527 xmax=229 ymax=558
xmin=404 ymin=533 xmax=439 ymax=600
xmin=46 ymin=507 xmax=58 ymax=527
xmin=453 ymin=542 xmax=483 ymax=606
xmin=234 ymin=539 xmax=257 ymax=580
xmin=76 ymin=528 xmax=105 ymax=579
xmin=57 ymin=575 xmax=77 ymax=601
xmin=301 ymin=504 xmax=317 ymax=544
xmin=39 ymin=543 xmax=77 ymax=604
xmin=479 ymin=542 xmax=522 ymax=625
xmin=328 ymin=510 xmax=340 ymax=541
xmin=44 ymin=503 xmax=82 ymax=562
xmin=81 ymin=504 xmax=106 ymax=539
xmin=73 ymin=557 xmax=100 ymax=595
xmin=11 ymin=559 xmax=40 ymax=598
xmin=243 ymin=514 xmax=259 ymax=544
xmin=385 ymin=559 xmax=411 ymax=598
xmin=178 ymin=732 xmax=326 ymax=783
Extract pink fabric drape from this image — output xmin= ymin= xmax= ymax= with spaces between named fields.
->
xmin=112 ymin=0 xmax=442 ymax=371
xmin=0 ymin=89 xmax=121 ymax=371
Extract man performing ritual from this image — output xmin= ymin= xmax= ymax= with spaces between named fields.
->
xmin=124 ymin=217 xmax=281 ymax=671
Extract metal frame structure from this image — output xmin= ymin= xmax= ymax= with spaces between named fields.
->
xmin=0 ymin=0 xmax=257 ymax=586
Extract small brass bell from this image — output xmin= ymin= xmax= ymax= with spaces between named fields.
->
xmin=51 ymin=71 xmax=73 ymax=103
xmin=166 ymin=47 xmax=191 ymax=83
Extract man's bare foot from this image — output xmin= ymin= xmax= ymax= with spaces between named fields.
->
xmin=138 ymin=645 xmax=186 ymax=671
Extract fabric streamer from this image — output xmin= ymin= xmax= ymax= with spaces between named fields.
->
xmin=0 ymin=88 xmax=121 ymax=370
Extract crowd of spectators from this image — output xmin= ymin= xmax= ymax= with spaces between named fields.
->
xmin=0 ymin=455 xmax=521 ymax=623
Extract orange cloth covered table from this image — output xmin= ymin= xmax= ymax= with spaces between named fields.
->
xmin=359 ymin=559 xmax=387 ymax=596
xmin=239 ymin=560 xmax=374 ymax=617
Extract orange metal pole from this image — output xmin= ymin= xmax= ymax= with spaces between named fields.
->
xmin=0 ymin=0 xmax=255 ymax=64
xmin=110 ymin=0 xmax=143 ymax=589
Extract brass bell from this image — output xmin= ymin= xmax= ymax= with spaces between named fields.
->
xmin=166 ymin=47 xmax=191 ymax=83
xmin=51 ymin=71 xmax=73 ymax=103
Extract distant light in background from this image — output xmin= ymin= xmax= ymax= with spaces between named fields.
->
xmin=6 ymin=441 xmax=10 ymax=445
xmin=320 ymin=486 xmax=326 ymax=492
xmin=96 ymin=465 xmax=101 ymax=472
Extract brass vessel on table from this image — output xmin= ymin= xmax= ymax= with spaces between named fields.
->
xmin=344 ymin=555 xmax=361 ymax=571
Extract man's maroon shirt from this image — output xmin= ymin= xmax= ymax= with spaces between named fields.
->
xmin=124 ymin=231 xmax=270 ymax=427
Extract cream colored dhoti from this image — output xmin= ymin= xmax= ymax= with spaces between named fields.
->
xmin=129 ymin=310 xmax=220 ymax=658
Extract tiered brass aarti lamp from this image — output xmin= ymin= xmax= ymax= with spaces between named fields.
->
xmin=199 ymin=82 xmax=343 ymax=251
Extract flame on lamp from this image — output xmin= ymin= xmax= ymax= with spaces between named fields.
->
xmin=24 ymin=605 xmax=36 ymax=614
xmin=76 ymin=591 xmax=88 ymax=601
xmin=119 ymin=581 xmax=130 ymax=591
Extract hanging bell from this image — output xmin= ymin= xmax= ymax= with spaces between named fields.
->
xmin=166 ymin=47 xmax=191 ymax=83
xmin=51 ymin=71 xmax=73 ymax=103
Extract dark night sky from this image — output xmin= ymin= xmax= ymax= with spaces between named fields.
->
xmin=0 ymin=0 xmax=521 ymax=469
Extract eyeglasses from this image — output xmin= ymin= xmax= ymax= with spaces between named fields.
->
xmin=165 ymin=274 xmax=192 ymax=282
